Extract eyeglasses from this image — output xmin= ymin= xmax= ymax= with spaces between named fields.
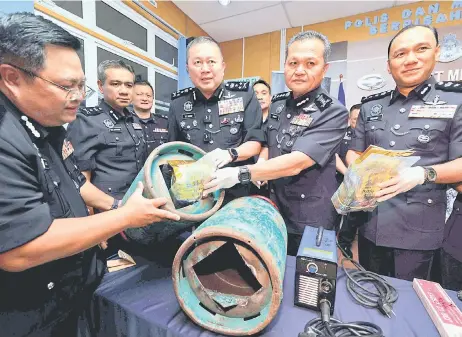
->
xmin=6 ymin=63 xmax=95 ymax=101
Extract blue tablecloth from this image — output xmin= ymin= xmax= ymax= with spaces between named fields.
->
xmin=79 ymin=255 xmax=462 ymax=337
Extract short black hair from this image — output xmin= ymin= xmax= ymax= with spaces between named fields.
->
xmin=97 ymin=60 xmax=135 ymax=83
xmin=387 ymin=24 xmax=439 ymax=58
xmin=0 ymin=12 xmax=80 ymax=74
xmin=253 ymin=79 xmax=271 ymax=93
xmin=134 ymin=80 xmax=154 ymax=94
xmin=350 ymin=103 xmax=361 ymax=113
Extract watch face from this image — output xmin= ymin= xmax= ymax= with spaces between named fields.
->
xmin=429 ymin=169 xmax=437 ymax=181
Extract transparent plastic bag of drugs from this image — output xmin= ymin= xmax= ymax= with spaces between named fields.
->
xmin=168 ymin=156 xmax=216 ymax=208
xmin=332 ymin=146 xmax=420 ymax=215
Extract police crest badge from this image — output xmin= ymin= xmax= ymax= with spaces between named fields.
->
xmin=103 ymin=119 xmax=115 ymax=128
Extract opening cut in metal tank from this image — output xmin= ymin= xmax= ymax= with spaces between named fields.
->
xmin=172 ymin=196 xmax=288 ymax=336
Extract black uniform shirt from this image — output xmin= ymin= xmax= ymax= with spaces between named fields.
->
xmin=0 ymin=93 xmax=104 ymax=336
xmin=266 ymin=86 xmax=348 ymax=234
xmin=350 ymin=78 xmax=462 ymax=250
xmin=67 ymin=100 xmax=146 ymax=200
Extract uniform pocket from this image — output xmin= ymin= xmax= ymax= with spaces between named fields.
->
xmin=405 ymin=120 xmax=448 ymax=152
xmin=403 ymin=190 xmax=446 ymax=233
xmin=365 ymin=120 xmax=387 ymax=145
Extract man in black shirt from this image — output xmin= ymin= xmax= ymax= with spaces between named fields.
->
xmin=0 ymin=13 xmax=179 ymax=337
xmin=131 ymin=80 xmax=168 ymax=158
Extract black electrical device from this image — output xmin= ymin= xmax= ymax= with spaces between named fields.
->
xmin=294 ymin=226 xmax=338 ymax=315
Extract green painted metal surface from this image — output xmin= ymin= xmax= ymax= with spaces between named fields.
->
xmin=173 ymin=196 xmax=288 ymax=336
xmin=122 ymin=142 xmax=222 ymax=244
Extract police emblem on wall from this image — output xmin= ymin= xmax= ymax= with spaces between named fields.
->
xmin=184 ymin=101 xmax=193 ymax=112
xmin=439 ymin=33 xmax=462 ymax=63
xmin=357 ymin=74 xmax=387 ymax=91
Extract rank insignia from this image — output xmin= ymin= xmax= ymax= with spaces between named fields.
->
xmin=62 ymin=138 xmax=74 ymax=160
xmin=218 ymin=97 xmax=244 ymax=115
xmin=290 ymin=114 xmax=313 ymax=127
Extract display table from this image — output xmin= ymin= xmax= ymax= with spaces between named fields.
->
xmin=78 ymin=255 xmax=462 ymax=337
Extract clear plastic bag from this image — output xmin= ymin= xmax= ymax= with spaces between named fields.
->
xmin=168 ymin=157 xmax=216 ymax=208
xmin=332 ymin=145 xmax=420 ymax=215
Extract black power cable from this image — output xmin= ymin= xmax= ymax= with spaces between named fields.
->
xmin=337 ymin=241 xmax=398 ymax=318
xmin=298 ymin=242 xmax=398 ymax=337
xmin=299 ymin=300 xmax=384 ymax=337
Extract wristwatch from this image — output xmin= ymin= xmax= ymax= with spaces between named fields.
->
xmin=238 ymin=166 xmax=251 ymax=185
xmin=423 ymin=166 xmax=437 ymax=184
xmin=228 ymin=148 xmax=239 ymax=162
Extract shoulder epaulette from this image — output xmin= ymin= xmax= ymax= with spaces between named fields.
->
xmin=271 ymin=91 xmax=290 ymax=103
xmin=435 ymin=81 xmax=462 ymax=93
xmin=171 ymin=87 xmax=193 ymax=100
xmin=80 ymin=106 xmax=102 ymax=116
xmin=225 ymin=81 xmax=250 ymax=92
xmin=361 ymin=90 xmax=393 ymax=104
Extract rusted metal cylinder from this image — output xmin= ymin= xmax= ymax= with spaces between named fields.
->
xmin=121 ymin=141 xmax=225 ymax=244
xmin=172 ymin=196 xmax=287 ymax=336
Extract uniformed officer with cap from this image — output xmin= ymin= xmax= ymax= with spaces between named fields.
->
xmin=204 ymin=31 xmax=348 ymax=255
xmin=168 ymin=36 xmax=264 ymax=202
xmin=0 ymin=13 xmax=179 ymax=337
xmin=131 ymin=80 xmax=168 ymax=158
xmin=441 ymin=184 xmax=462 ymax=291
xmin=67 ymin=60 xmax=146 ymax=209
xmin=346 ymin=24 xmax=462 ymax=281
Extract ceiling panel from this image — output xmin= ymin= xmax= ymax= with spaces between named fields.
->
xmin=200 ymin=3 xmax=291 ymax=42
xmin=172 ymin=0 xmax=423 ymax=42
xmin=173 ymin=1 xmax=282 ymax=25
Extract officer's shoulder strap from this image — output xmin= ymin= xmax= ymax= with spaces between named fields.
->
xmin=171 ymin=87 xmax=193 ymax=100
xmin=224 ymin=81 xmax=250 ymax=92
xmin=271 ymin=91 xmax=290 ymax=103
xmin=80 ymin=106 xmax=102 ymax=116
xmin=435 ymin=81 xmax=462 ymax=93
xmin=361 ymin=90 xmax=393 ymax=104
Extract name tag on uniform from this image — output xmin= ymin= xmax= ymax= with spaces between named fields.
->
xmin=62 ymin=138 xmax=74 ymax=160
xmin=218 ymin=97 xmax=244 ymax=116
xmin=132 ymin=123 xmax=142 ymax=130
xmin=183 ymin=113 xmax=195 ymax=119
xmin=154 ymin=128 xmax=168 ymax=133
xmin=109 ymin=127 xmax=122 ymax=132
xmin=409 ymin=105 xmax=457 ymax=119
xmin=270 ymin=113 xmax=280 ymax=121
xmin=290 ymin=114 xmax=313 ymax=127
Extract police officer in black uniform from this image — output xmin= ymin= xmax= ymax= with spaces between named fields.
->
xmin=441 ymin=184 xmax=462 ymax=291
xmin=204 ymin=31 xmax=348 ymax=255
xmin=67 ymin=60 xmax=146 ymax=208
xmin=347 ymin=25 xmax=462 ymax=281
xmin=131 ymin=80 xmax=168 ymax=158
xmin=0 ymin=13 xmax=179 ymax=337
xmin=168 ymin=36 xmax=264 ymax=202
